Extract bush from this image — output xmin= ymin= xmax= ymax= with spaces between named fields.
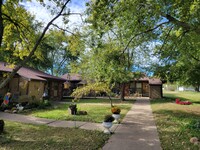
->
xmin=104 ymin=115 xmax=114 ymax=122
xmin=23 ymin=101 xmax=51 ymax=110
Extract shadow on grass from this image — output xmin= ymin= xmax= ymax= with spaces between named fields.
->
xmin=62 ymin=97 xmax=135 ymax=104
xmin=193 ymin=101 xmax=200 ymax=105
xmin=0 ymin=134 xmax=108 ymax=150
xmin=153 ymin=109 xmax=200 ymax=150
xmin=20 ymin=103 xmax=69 ymax=115
xmin=151 ymin=97 xmax=200 ymax=105
xmin=0 ymin=121 xmax=110 ymax=150
xmin=154 ymin=109 xmax=200 ymax=135
xmin=154 ymin=109 xmax=200 ymax=120
xmin=151 ymin=97 xmax=175 ymax=104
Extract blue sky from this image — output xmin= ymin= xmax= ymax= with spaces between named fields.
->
xmin=21 ymin=0 xmax=88 ymax=30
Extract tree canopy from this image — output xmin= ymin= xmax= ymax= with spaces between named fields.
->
xmin=0 ymin=0 xmax=199 ymax=92
xmin=83 ymin=0 xmax=200 ymax=91
xmin=0 ymin=0 xmax=75 ymax=88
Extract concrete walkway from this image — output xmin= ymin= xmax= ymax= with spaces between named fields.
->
xmin=0 ymin=98 xmax=162 ymax=150
xmin=0 ymin=110 xmax=118 ymax=132
xmin=103 ymin=98 xmax=162 ymax=150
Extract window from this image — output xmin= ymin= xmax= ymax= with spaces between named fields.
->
xmin=130 ymin=82 xmax=135 ymax=88
xmin=136 ymin=83 xmax=142 ymax=88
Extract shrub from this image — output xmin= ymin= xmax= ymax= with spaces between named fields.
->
xmin=104 ymin=115 xmax=114 ymax=122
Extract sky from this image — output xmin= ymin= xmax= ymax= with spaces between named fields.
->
xmin=20 ymin=0 xmax=89 ymax=31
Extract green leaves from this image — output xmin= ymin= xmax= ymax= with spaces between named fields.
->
xmin=71 ymin=82 xmax=111 ymax=99
xmin=1 ymin=0 xmax=38 ymax=63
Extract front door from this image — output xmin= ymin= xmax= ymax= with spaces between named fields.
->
xmin=142 ymin=82 xmax=149 ymax=97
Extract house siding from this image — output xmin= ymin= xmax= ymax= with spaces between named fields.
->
xmin=28 ymin=81 xmax=45 ymax=100
xmin=48 ymin=81 xmax=63 ymax=101
xmin=149 ymin=85 xmax=162 ymax=99
xmin=19 ymin=77 xmax=28 ymax=95
xmin=122 ymin=81 xmax=150 ymax=97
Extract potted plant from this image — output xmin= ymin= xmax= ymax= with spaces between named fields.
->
xmin=111 ymin=106 xmax=121 ymax=123
xmin=102 ymin=115 xmax=115 ymax=134
xmin=68 ymin=104 xmax=77 ymax=115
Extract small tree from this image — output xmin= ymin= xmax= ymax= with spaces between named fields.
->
xmin=71 ymin=82 xmax=114 ymax=107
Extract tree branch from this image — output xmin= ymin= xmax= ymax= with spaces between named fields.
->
xmin=57 ymin=57 xmax=68 ymax=75
xmin=2 ymin=13 xmax=31 ymax=33
xmin=52 ymin=23 xmax=75 ymax=35
xmin=159 ymin=26 xmax=174 ymax=52
xmin=62 ymin=12 xmax=84 ymax=23
xmin=123 ymin=21 xmax=170 ymax=53
xmin=162 ymin=13 xmax=200 ymax=34
xmin=189 ymin=53 xmax=200 ymax=62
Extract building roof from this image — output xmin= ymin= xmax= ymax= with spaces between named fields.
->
xmin=61 ymin=73 xmax=82 ymax=81
xmin=0 ymin=62 xmax=66 ymax=81
xmin=148 ymin=78 xmax=162 ymax=85
xmin=133 ymin=75 xmax=162 ymax=85
xmin=60 ymin=73 xmax=162 ymax=85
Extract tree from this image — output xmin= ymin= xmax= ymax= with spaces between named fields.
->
xmin=0 ymin=0 xmax=46 ymax=67
xmin=74 ymin=0 xmax=157 ymax=100
xmin=85 ymin=0 xmax=200 ymax=92
xmin=39 ymin=29 xmax=82 ymax=76
xmin=0 ymin=0 xmax=75 ymax=88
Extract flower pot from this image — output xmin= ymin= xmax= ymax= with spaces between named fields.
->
xmin=102 ymin=122 xmax=113 ymax=134
xmin=68 ymin=104 xmax=77 ymax=115
xmin=112 ymin=114 xmax=120 ymax=123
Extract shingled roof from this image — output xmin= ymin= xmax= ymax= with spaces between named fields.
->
xmin=0 ymin=62 xmax=65 ymax=81
xmin=61 ymin=73 xmax=82 ymax=81
xmin=135 ymin=77 xmax=162 ymax=85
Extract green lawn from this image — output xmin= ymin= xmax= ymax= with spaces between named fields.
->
xmin=163 ymin=91 xmax=200 ymax=102
xmin=0 ymin=121 xmax=109 ymax=150
xmin=22 ymin=98 xmax=133 ymax=123
xmin=151 ymin=91 xmax=200 ymax=150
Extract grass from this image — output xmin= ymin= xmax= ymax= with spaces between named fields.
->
xmin=163 ymin=91 xmax=200 ymax=103
xmin=151 ymin=91 xmax=200 ymax=150
xmin=0 ymin=121 xmax=109 ymax=150
xmin=22 ymin=98 xmax=133 ymax=123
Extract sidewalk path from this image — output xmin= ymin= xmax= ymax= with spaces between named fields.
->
xmin=0 ymin=111 xmax=118 ymax=131
xmin=0 ymin=98 xmax=162 ymax=150
xmin=103 ymin=98 xmax=162 ymax=150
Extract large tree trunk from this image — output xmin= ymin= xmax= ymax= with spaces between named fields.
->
xmin=120 ymin=83 xmax=125 ymax=101
xmin=0 ymin=0 xmax=3 ymax=47
xmin=0 ymin=1 xmax=70 ymax=89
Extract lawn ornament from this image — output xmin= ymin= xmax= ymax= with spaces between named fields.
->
xmin=175 ymin=98 xmax=192 ymax=105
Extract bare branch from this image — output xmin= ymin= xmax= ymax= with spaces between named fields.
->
xmin=52 ymin=23 xmax=75 ymax=35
